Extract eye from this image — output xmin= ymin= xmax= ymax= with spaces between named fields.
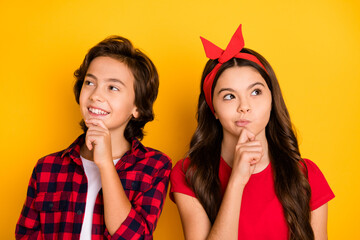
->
xmin=109 ymin=85 xmax=119 ymax=91
xmin=223 ymin=94 xmax=235 ymax=100
xmin=84 ymin=80 xmax=94 ymax=86
xmin=251 ymin=89 xmax=262 ymax=96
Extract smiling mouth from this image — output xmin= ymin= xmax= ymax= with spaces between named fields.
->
xmin=88 ymin=107 xmax=110 ymax=115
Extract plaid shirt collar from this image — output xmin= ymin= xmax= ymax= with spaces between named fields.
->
xmin=61 ymin=134 xmax=148 ymax=166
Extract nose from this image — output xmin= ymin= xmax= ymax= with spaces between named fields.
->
xmin=90 ymin=87 xmax=104 ymax=102
xmin=237 ymin=98 xmax=251 ymax=113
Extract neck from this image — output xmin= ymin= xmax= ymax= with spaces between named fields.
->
xmin=109 ymin=128 xmax=132 ymax=159
xmin=80 ymin=128 xmax=131 ymax=161
xmin=221 ymin=129 xmax=270 ymax=173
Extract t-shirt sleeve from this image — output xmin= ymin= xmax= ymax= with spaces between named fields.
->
xmin=170 ymin=158 xmax=196 ymax=202
xmin=304 ymin=159 xmax=335 ymax=211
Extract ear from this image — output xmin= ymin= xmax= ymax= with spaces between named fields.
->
xmin=132 ymin=107 xmax=139 ymax=119
xmin=214 ymin=111 xmax=219 ymax=119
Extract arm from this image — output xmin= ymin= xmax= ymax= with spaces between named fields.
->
xmin=305 ymin=158 xmax=334 ymax=240
xmin=173 ymin=193 xmax=211 ymax=239
xmin=173 ymin=129 xmax=262 ymax=240
xmin=174 ymin=179 xmax=245 ymax=240
xmin=84 ymin=118 xmax=171 ymax=239
xmin=15 ymin=168 xmax=42 ymax=240
xmin=311 ymin=203 xmax=328 ymax=240
xmin=103 ymin=159 xmax=171 ymax=239
xmin=99 ymin=161 xmax=132 ymax=235
xmin=107 ymin=160 xmax=171 ymax=239
xmin=84 ymin=119 xmax=132 ymax=235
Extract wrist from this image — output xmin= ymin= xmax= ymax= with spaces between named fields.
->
xmin=227 ymin=175 xmax=247 ymax=190
xmin=96 ymin=158 xmax=115 ymax=171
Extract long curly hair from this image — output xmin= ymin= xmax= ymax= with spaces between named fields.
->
xmin=186 ymin=48 xmax=314 ymax=240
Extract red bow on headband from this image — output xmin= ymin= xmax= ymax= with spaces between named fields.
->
xmin=200 ymin=24 xmax=267 ymax=114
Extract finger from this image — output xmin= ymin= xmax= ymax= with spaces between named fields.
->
xmin=85 ymin=119 xmax=105 ymax=129
xmin=250 ymin=157 xmax=261 ymax=165
xmin=239 ymin=140 xmax=262 ymax=147
xmin=86 ymin=125 xmax=109 ymax=134
xmin=238 ymin=146 xmax=263 ymax=155
xmin=243 ymin=151 xmax=262 ymax=163
xmin=86 ymin=130 xmax=108 ymax=138
xmin=85 ymin=128 xmax=105 ymax=150
xmin=85 ymin=137 xmax=93 ymax=151
xmin=238 ymin=128 xmax=256 ymax=144
xmin=85 ymin=118 xmax=108 ymax=130
xmin=239 ymin=141 xmax=263 ymax=153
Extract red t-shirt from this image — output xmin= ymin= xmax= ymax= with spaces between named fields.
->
xmin=170 ymin=158 xmax=334 ymax=240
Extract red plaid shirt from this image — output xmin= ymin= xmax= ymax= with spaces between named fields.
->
xmin=16 ymin=135 xmax=172 ymax=240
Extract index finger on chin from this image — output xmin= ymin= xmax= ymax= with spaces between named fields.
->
xmin=238 ymin=128 xmax=255 ymax=144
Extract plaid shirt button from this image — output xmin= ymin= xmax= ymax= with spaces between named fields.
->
xmin=132 ymin=181 xmax=139 ymax=189
xmin=76 ymin=210 xmax=82 ymax=215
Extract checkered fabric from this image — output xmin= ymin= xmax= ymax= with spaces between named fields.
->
xmin=15 ymin=135 xmax=172 ymax=240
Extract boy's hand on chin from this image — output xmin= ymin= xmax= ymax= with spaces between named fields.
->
xmin=85 ymin=118 xmax=113 ymax=169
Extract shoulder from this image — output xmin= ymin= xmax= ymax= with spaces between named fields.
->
xmin=173 ymin=157 xmax=190 ymax=169
xmin=34 ymin=135 xmax=84 ymax=173
xmin=302 ymin=158 xmax=335 ymax=210
xmin=171 ymin=158 xmax=191 ymax=179
xmin=170 ymin=158 xmax=196 ymax=201
xmin=29 ymin=149 xmax=71 ymax=188
xmin=302 ymin=158 xmax=320 ymax=171
xmin=35 ymin=149 xmax=68 ymax=171
xmin=142 ymin=147 xmax=172 ymax=172
xmin=301 ymin=158 xmax=328 ymax=184
xmin=144 ymin=146 xmax=172 ymax=167
xmin=131 ymin=139 xmax=172 ymax=173
xmin=302 ymin=158 xmax=327 ymax=181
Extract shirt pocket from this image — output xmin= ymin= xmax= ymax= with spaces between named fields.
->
xmin=34 ymin=191 xmax=70 ymax=212
xmin=34 ymin=191 xmax=71 ymax=236
xmin=119 ymin=172 xmax=153 ymax=197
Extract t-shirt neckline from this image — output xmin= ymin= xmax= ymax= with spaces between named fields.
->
xmin=220 ymin=156 xmax=271 ymax=176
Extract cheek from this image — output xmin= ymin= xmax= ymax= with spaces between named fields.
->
xmin=79 ymin=91 xmax=86 ymax=108
xmin=113 ymin=96 xmax=135 ymax=113
xmin=216 ymin=111 xmax=234 ymax=129
xmin=262 ymin=100 xmax=272 ymax=115
xmin=215 ymin=105 xmax=232 ymax=121
xmin=258 ymin=101 xmax=272 ymax=124
xmin=78 ymin=84 xmax=87 ymax=101
xmin=78 ymin=91 xmax=91 ymax=118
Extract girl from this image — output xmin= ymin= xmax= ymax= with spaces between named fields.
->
xmin=170 ymin=25 xmax=334 ymax=240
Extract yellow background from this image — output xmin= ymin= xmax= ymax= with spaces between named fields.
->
xmin=1 ymin=0 xmax=359 ymax=239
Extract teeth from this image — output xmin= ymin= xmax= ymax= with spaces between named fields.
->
xmin=89 ymin=107 xmax=108 ymax=115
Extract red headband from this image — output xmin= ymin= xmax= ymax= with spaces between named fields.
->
xmin=201 ymin=24 xmax=267 ymax=114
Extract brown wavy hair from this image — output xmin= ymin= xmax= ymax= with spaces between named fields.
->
xmin=186 ymin=48 xmax=314 ymax=239
xmin=73 ymin=36 xmax=159 ymax=142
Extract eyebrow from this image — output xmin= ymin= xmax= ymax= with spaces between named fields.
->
xmin=248 ymin=82 xmax=265 ymax=89
xmin=85 ymin=73 xmax=126 ymax=86
xmin=217 ymin=82 xmax=265 ymax=95
xmin=217 ymin=88 xmax=235 ymax=95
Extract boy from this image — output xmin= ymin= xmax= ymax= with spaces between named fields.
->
xmin=16 ymin=36 xmax=171 ymax=240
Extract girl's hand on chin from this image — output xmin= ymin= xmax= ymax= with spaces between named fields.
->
xmin=232 ymin=128 xmax=264 ymax=186
xmin=85 ymin=118 xmax=113 ymax=169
